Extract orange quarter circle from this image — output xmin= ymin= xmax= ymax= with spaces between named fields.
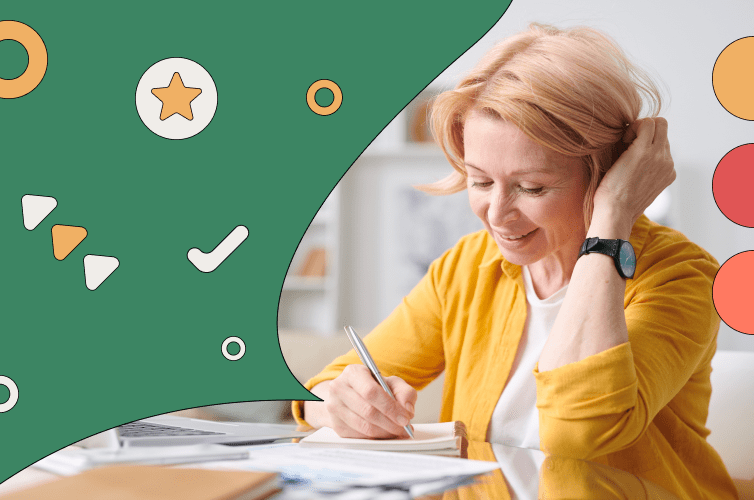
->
xmin=713 ymin=37 xmax=754 ymax=121
xmin=306 ymin=79 xmax=342 ymax=116
xmin=51 ymin=225 xmax=88 ymax=261
xmin=0 ymin=21 xmax=48 ymax=99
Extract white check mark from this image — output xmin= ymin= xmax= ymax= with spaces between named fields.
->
xmin=187 ymin=225 xmax=249 ymax=273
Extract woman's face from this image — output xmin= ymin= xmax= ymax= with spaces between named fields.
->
xmin=464 ymin=113 xmax=588 ymax=269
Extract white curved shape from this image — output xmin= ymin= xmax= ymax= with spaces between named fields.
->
xmin=188 ymin=225 xmax=248 ymax=273
xmin=0 ymin=376 xmax=19 ymax=413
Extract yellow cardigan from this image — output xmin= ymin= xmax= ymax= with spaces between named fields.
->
xmin=292 ymin=216 xmax=737 ymax=500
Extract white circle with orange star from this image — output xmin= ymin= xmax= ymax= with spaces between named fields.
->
xmin=135 ymin=57 xmax=217 ymax=140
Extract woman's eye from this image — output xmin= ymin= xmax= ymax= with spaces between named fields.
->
xmin=519 ymin=186 xmax=544 ymax=195
xmin=471 ymin=180 xmax=493 ymax=189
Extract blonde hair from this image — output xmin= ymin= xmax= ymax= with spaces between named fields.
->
xmin=422 ymin=24 xmax=662 ymax=228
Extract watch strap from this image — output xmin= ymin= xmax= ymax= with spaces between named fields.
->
xmin=578 ymin=237 xmax=634 ymax=279
xmin=579 ymin=237 xmax=620 ymax=258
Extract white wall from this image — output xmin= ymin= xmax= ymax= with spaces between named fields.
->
xmin=335 ymin=0 xmax=754 ymax=351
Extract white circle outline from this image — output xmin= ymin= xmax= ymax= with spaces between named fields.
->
xmin=0 ymin=376 xmax=19 ymax=413
xmin=222 ymin=336 xmax=245 ymax=361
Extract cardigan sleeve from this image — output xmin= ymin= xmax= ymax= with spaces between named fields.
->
xmin=291 ymin=248 xmax=449 ymax=426
xmin=533 ymin=230 xmax=720 ymax=460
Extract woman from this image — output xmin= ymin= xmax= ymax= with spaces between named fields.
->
xmin=293 ymin=25 xmax=736 ymax=499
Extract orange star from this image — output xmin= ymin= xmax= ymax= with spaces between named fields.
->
xmin=151 ymin=72 xmax=202 ymax=121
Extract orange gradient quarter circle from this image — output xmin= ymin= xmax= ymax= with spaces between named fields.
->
xmin=713 ymin=37 xmax=754 ymax=121
xmin=0 ymin=20 xmax=48 ymax=99
xmin=306 ymin=79 xmax=342 ymax=116
xmin=713 ymin=251 xmax=754 ymax=335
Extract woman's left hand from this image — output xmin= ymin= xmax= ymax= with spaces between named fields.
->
xmin=592 ymin=117 xmax=675 ymax=233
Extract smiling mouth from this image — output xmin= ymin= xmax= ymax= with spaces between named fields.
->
xmin=498 ymin=229 xmax=537 ymax=241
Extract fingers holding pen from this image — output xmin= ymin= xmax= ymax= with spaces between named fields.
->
xmin=328 ymin=404 xmax=401 ymax=439
xmin=326 ymin=364 xmax=415 ymax=438
xmin=387 ymin=376 xmax=417 ymax=437
xmin=386 ymin=376 xmax=417 ymax=418
xmin=349 ymin=366 xmax=414 ymax=427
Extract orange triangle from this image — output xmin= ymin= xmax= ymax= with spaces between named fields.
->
xmin=52 ymin=225 xmax=87 ymax=260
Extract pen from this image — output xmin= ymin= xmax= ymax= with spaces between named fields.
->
xmin=344 ymin=325 xmax=415 ymax=439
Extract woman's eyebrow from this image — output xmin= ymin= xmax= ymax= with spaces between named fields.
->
xmin=464 ymin=163 xmax=558 ymax=175
xmin=464 ymin=163 xmax=486 ymax=174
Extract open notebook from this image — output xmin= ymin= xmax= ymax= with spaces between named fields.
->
xmin=299 ymin=422 xmax=468 ymax=456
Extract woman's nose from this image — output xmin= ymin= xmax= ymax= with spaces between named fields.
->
xmin=488 ymin=191 xmax=519 ymax=226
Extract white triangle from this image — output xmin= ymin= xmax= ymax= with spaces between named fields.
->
xmin=22 ymin=194 xmax=58 ymax=230
xmin=84 ymin=255 xmax=120 ymax=290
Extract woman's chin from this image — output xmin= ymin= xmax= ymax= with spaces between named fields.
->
xmin=496 ymin=248 xmax=541 ymax=267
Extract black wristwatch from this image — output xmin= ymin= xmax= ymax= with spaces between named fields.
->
xmin=578 ymin=238 xmax=636 ymax=279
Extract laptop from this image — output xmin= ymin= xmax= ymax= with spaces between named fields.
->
xmin=111 ymin=414 xmax=311 ymax=447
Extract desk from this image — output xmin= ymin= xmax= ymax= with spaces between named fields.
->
xmin=0 ymin=439 xmax=685 ymax=500
xmin=423 ymin=442 xmax=681 ymax=500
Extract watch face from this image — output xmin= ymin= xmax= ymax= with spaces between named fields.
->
xmin=619 ymin=241 xmax=636 ymax=278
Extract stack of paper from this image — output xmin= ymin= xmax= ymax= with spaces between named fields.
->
xmin=202 ymin=442 xmax=500 ymax=497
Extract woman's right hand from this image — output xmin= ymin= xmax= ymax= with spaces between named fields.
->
xmin=592 ymin=117 xmax=675 ymax=234
xmin=304 ymin=364 xmax=417 ymax=439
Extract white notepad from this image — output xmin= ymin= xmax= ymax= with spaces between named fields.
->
xmin=298 ymin=422 xmax=467 ymax=455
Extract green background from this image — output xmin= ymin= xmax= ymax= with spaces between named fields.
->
xmin=0 ymin=0 xmax=511 ymax=483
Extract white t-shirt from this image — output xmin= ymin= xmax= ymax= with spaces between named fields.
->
xmin=491 ymin=443 xmax=546 ymax=500
xmin=486 ymin=266 xmax=567 ymax=449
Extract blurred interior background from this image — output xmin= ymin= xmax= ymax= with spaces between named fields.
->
xmin=196 ymin=0 xmax=754 ymax=427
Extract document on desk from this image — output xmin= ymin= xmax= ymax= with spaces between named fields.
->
xmin=35 ymin=444 xmax=249 ymax=476
xmin=203 ymin=443 xmax=499 ymax=490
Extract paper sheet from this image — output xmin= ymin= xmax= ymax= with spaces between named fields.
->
xmin=203 ymin=443 xmax=499 ymax=489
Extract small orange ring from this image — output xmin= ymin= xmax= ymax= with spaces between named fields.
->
xmin=0 ymin=21 xmax=48 ymax=99
xmin=306 ymin=79 xmax=342 ymax=116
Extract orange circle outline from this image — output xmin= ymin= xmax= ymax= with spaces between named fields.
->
xmin=0 ymin=20 xmax=48 ymax=99
xmin=306 ymin=79 xmax=342 ymax=116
